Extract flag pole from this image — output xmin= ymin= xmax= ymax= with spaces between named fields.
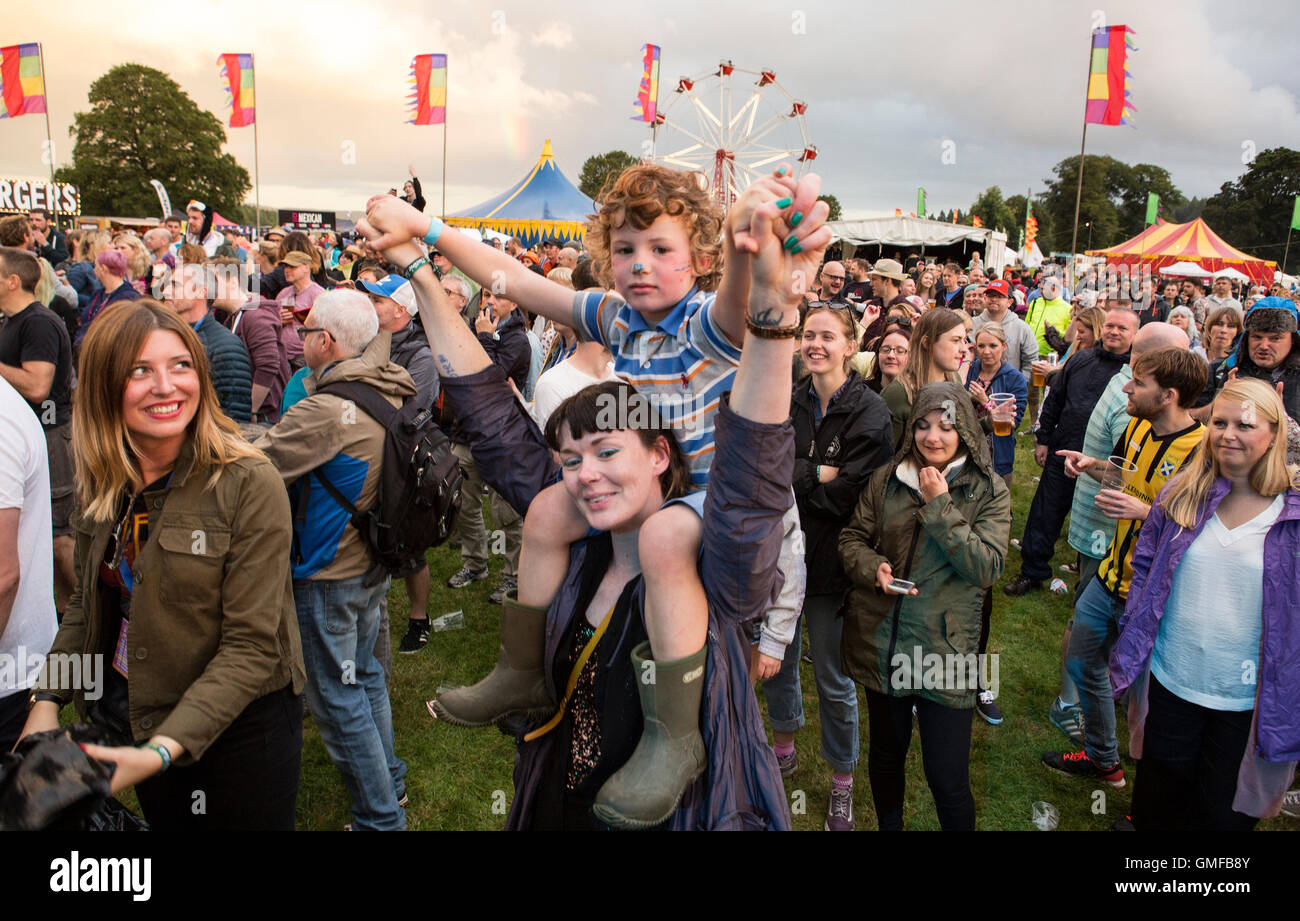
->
xmin=251 ymin=53 xmax=262 ymax=238
xmin=1284 ymin=226 xmax=1293 ymax=279
xmin=1068 ymin=33 xmax=1095 ymax=288
xmin=440 ymin=57 xmax=447 ymax=219
xmin=37 ymin=43 xmax=60 ymax=233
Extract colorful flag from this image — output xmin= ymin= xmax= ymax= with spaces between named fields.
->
xmin=0 ymin=43 xmax=45 ymax=119
xmin=917 ymin=187 xmax=926 ymax=218
xmin=1026 ymin=206 xmax=1039 ymax=247
xmin=1291 ymin=195 xmax=1300 ymax=231
xmin=972 ymin=215 xmax=984 ymax=228
xmin=409 ymin=54 xmax=447 ymax=125
xmin=631 ymin=44 xmax=660 ymax=123
xmin=217 ymin=53 xmax=255 ymax=127
xmin=1145 ymin=192 xmax=1159 ymax=226
xmin=1085 ymin=26 xmax=1136 ymax=127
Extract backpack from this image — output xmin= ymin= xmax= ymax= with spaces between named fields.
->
xmin=311 ymin=380 xmax=463 ymax=581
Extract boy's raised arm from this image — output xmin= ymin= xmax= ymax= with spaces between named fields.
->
xmin=362 ymin=194 xmax=577 ymax=327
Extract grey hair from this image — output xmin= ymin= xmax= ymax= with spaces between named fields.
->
xmin=311 ymin=288 xmax=379 ymax=356
xmin=143 ymin=227 xmax=171 ymax=249
xmin=442 ymin=273 xmax=471 ymax=300
xmin=1167 ymin=305 xmax=1195 ymax=323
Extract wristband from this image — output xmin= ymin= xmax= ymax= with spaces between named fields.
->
xmin=29 ymin=691 xmax=64 ymax=709
xmin=815 ymin=464 xmax=821 ymax=482
xmin=745 ymin=314 xmax=801 ymax=339
xmin=984 ymin=400 xmax=994 ymax=411
xmin=402 ymin=256 xmax=431 ymax=280
xmin=141 ymin=742 xmax=172 ymax=772
xmin=423 ymin=217 xmax=444 ymax=248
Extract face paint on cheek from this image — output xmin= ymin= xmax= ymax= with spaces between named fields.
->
xmin=672 ymin=262 xmax=693 ymax=274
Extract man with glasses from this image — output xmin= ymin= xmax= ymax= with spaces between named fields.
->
xmin=817 ymin=261 xmax=848 ymax=304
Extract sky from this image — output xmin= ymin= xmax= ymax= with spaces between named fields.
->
xmin=2 ymin=0 xmax=1298 ymax=222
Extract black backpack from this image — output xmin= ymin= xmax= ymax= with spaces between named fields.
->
xmin=310 ymin=380 xmax=463 ymax=581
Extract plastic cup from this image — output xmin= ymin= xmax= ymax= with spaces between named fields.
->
xmin=1031 ymin=801 xmax=1060 ymax=831
xmin=1101 ymin=455 xmax=1139 ymax=494
xmin=885 ymin=579 xmax=915 ymax=595
xmin=1031 ymin=353 xmax=1057 ymax=387
xmin=991 ymin=393 xmax=1016 ymax=436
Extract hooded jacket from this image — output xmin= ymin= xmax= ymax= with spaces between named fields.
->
xmin=222 ymin=295 xmax=290 ymax=422
xmin=1111 ymin=480 xmax=1300 ymax=787
xmin=838 ymin=382 xmax=1011 ymax=708
xmin=1035 ymin=343 xmax=1131 ymax=454
xmin=790 ymin=371 xmax=894 ymax=597
xmin=254 ymin=332 xmax=415 ymax=581
xmin=441 ymin=364 xmax=792 ymax=830
xmin=1204 ymin=298 xmax=1300 ymax=425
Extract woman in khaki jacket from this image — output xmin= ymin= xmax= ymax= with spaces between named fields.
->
xmin=21 ymin=299 xmax=305 ymax=830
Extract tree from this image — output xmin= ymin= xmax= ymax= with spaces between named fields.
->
xmin=1037 ymin=154 xmax=1183 ymax=253
xmin=578 ymin=150 xmax=639 ymax=201
xmin=1201 ymin=147 xmax=1300 ymax=256
xmin=1113 ymin=163 xmax=1185 ymax=240
xmin=55 ymin=64 xmax=250 ymax=219
xmin=1172 ymin=196 xmax=1206 ymax=224
xmin=968 ymin=186 xmax=1017 ymax=238
xmin=817 ymin=194 xmax=841 ymax=221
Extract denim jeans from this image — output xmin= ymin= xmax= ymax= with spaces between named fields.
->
xmin=1065 ymin=576 xmax=1126 ymax=767
xmin=760 ymin=594 xmax=859 ymax=775
xmin=295 ymin=574 xmax=407 ymax=830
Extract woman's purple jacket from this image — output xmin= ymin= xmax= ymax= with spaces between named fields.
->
xmin=1110 ymin=477 xmax=1300 ymax=762
xmin=441 ymin=365 xmax=793 ymax=830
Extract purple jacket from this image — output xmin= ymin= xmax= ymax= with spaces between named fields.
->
xmin=223 ymin=296 xmax=290 ymax=422
xmin=1111 ymin=478 xmax=1300 ymax=762
xmin=442 ymin=365 xmax=792 ymax=830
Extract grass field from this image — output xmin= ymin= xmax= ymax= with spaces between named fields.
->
xmin=291 ymin=430 xmax=1298 ymax=832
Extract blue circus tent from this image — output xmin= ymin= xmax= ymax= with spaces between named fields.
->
xmin=444 ymin=140 xmax=594 ymax=248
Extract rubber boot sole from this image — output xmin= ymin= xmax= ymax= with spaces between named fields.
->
xmin=426 ymin=697 xmax=552 ymax=729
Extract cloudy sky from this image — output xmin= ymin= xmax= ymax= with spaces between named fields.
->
xmin=2 ymin=0 xmax=1297 ymax=222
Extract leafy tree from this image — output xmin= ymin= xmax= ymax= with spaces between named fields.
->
xmin=817 ymin=193 xmax=842 ymax=221
xmin=1113 ymin=163 xmax=1185 ymax=239
xmin=55 ymin=64 xmax=250 ymax=218
xmin=1200 ymin=147 xmax=1300 ymax=256
xmin=1172 ymin=196 xmax=1206 ymax=223
xmin=1037 ymin=155 xmax=1183 ymax=253
xmin=578 ymin=150 xmax=639 ymax=201
xmin=968 ymin=186 xmax=1017 ymax=237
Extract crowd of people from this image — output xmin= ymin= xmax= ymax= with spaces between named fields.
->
xmin=0 ymin=159 xmax=1297 ymax=832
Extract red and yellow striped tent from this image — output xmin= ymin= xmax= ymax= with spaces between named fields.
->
xmin=1087 ymin=217 xmax=1276 ymax=284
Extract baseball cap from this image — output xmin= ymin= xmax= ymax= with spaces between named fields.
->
xmin=360 ymin=274 xmax=417 ymax=314
xmin=984 ymin=279 xmax=1011 ymax=299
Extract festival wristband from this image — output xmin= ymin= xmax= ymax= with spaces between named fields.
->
xmin=402 ymin=256 xmax=432 ymax=280
xmin=423 ymin=217 xmax=444 ymax=248
xmin=744 ymin=314 xmax=801 ymax=339
xmin=141 ymin=742 xmax=172 ymax=772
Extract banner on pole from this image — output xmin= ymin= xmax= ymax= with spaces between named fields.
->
xmin=217 ymin=54 xmax=255 ymax=127
xmin=917 ymin=187 xmax=926 ymax=218
xmin=1085 ymin=26 xmax=1136 ymax=127
xmin=0 ymin=43 xmax=45 ymax=118
xmin=631 ymin=44 xmax=660 ymax=123
xmin=150 ymin=179 xmax=173 ymax=220
xmin=1291 ymin=195 xmax=1300 ymax=231
xmin=1145 ymin=192 xmax=1159 ymax=226
xmin=409 ymin=54 xmax=447 ymax=125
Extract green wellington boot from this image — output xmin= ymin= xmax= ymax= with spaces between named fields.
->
xmin=428 ymin=592 xmax=553 ymax=727
xmin=591 ymin=641 xmax=707 ymax=830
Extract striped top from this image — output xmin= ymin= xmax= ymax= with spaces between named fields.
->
xmin=1068 ymin=366 xmax=1132 ymax=559
xmin=1098 ymin=416 xmax=1203 ymax=598
xmin=572 ymin=287 xmax=741 ymax=489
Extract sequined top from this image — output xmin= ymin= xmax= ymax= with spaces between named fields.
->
xmin=565 ymin=620 xmax=602 ymax=791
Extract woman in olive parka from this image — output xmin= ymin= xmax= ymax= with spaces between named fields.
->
xmin=838 ymin=381 xmax=1010 ymax=830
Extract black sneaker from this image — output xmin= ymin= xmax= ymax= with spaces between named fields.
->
xmin=398 ymin=618 xmax=431 ymax=654
xmin=1003 ymin=575 xmax=1042 ymax=597
xmin=976 ymin=690 xmax=1004 ymax=725
xmin=1042 ymin=749 xmax=1126 ymax=788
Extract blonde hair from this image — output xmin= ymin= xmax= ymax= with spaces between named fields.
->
xmin=113 ymin=233 xmax=149 ymax=280
xmin=73 ymin=299 xmax=262 ymax=523
xmin=1158 ymin=378 xmax=1295 ymax=530
xmin=83 ymin=230 xmax=113 ymax=264
xmin=975 ymin=322 xmax=1007 ymax=346
xmin=35 ymin=257 xmax=57 ymax=307
xmin=546 ymin=266 xmax=574 ymax=289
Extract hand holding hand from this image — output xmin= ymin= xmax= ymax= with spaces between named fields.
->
xmin=360 ymin=194 xmax=433 ymax=252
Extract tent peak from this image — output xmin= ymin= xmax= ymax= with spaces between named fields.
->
xmin=539 ymin=139 xmax=554 ymax=162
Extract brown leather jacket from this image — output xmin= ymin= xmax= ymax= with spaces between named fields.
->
xmin=36 ymin=443 xmax=304 ymax=765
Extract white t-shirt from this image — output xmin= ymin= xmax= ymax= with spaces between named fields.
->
xmin=1152 ymin=493 xmax=1284 ymax=712
xmin=0 ymin=376 xmax=57 ymax=695
xmin=529 ymin=359 xmax=617 ymax=431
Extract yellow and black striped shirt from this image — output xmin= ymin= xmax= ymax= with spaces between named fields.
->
xmin=1097 ymin=417 xmax=1204 ymax=598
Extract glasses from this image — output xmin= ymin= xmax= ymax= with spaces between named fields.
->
xmin=879 ymin=346 xmax=909 ymax=356
xmin=296 ymin=326 xmax=328 ymax=341
xmin=821 ymin=274 xmax=846 ymax=282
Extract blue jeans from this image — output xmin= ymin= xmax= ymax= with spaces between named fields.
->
xmin=760 ymin=593 xmax=859 ymax=775
xmin=295 ymin=574 xmax=407 ymax=830
xmin=1065 ymin=576 xmax=1125 ymax=767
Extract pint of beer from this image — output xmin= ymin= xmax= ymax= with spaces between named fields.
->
xmin=991 ymin=393 xmax=1016 ymax=436
xmin=1031 ymin=366 xmax=1046 ymax=387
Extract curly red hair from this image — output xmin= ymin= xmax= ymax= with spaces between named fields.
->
xmin=585 ymin=163 xmax=724 ymax=292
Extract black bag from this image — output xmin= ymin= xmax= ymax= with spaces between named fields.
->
xmin=311 ymin=380 xmax=463 ymax=580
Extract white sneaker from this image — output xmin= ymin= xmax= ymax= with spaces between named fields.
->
xmin=1281 ymin=790 xmax=1300 ymax=818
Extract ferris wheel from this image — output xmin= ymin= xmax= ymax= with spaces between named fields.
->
xmin=647 ymin=60 xmax=817 ymax=212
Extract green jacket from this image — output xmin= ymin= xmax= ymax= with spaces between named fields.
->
xmin=1024 ymin=295 xmax=1071 ymax=357
xmin=37 ymin=443 xmax=305 ymax=765
xmin=838 ymin=382 xmax=1010 ymax=708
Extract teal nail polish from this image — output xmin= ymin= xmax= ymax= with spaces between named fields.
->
xmin=775 ymin=197 xmax=792 ymax=210
xmin=784 ymin=235 xmax=798 ymax=251
xmin=790 ymin=211 xmax=803 ymax=227
xmin=776 ymin=166 xmax=788 ymax=176
xmin=792 ymin=243 xmax=803 ymax=254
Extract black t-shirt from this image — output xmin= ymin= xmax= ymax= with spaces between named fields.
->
xmin=0 ymin=301 xmax=73 ymax=426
